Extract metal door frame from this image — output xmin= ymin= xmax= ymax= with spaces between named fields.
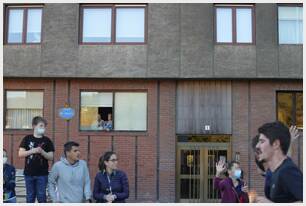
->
xmin=176 ymin=142 xmax=231 ymax=203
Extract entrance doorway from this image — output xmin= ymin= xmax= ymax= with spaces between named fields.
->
xmin=176 ymin=135 xmax=231 ymax=203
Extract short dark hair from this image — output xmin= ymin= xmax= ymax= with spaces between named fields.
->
xmin=258 ymin=121 xmax=291 ymax=155
xmin=251 ymin=135 xmax=260 ymax=151
xmin=64 ymin=141 xmax=79 ymax=156
xmin=32 ymin=116 xmax=47 ymax=126
xmin=225 ymin=160 xmax=240 ymax=177
xmin=227 ymin=160 xmax=240 ymax=170
xmin=98 ymin=151 xmax=116 ymax=171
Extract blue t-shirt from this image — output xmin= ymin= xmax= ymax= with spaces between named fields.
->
xmin=267 ymin=158 xmax=303 ymax=202
xmin=264 ymin=169 xmax=272 ymax=199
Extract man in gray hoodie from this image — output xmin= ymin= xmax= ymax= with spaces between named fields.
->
xmin=48 ymin=141 xmax=92 ymax=203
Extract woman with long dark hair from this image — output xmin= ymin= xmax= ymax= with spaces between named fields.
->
xmin=93 ymin=151 xmax=129 ymax=203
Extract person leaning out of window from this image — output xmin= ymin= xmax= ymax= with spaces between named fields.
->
xmin=93 ymin=151 xmax=129 ymax=203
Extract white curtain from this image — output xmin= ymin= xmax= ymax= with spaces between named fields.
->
xmin=114 ymin=93 xmax=147 ymax=131
xmin=279 ymin=7 xmax=303 ymax=44
xmin=81 ymin=92 xmax=113 ymax=107
xmin=6 ymin=109 xmax=42 ymax=129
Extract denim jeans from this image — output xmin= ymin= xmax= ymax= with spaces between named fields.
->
xmin=3 ymin=196 xmax=17 ymax=203
xmin=25 ymin=175 xmax=48 ymax=203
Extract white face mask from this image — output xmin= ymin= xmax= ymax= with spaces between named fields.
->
xmin=36 ymin=127 xmax=45 ymax=135
xmin=234 ymin=169 xmax=242 ymax=179
xmin=3 ymin=157 xmax=8 ymax=164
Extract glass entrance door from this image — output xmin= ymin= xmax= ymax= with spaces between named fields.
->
xmin=176 ymin=141 xmax=230 ymax=203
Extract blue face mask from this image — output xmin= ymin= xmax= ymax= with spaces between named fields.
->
xmin=234 ymin=169 xmax=242 ymax=179
xmin=36 ymin=127 xmax=45 ymax=135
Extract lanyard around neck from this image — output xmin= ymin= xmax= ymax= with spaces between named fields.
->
xmin=107 ymin=175 xmax=112 ymax=194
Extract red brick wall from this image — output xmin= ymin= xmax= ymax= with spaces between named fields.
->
xmin=4 ymin=78 xmax=177 ymax=202
xmin=232 ymin=80 xmax=303 ymax=197
xmin=158 ymin=81 xmax=176 ymax=202
xmin=3 ymin=78 xmax=302 ymax=202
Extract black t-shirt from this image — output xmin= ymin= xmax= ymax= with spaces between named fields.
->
xmin=268 ymin=157 xmax=303 ymax=203
xmin=19 ymin=135 xmax=55 ymax=176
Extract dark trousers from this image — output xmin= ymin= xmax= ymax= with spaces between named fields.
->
xmin=24 ymin=175 xmax=48 ymax=203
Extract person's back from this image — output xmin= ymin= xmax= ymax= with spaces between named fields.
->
xmin=268 ymin=158 xmax=302 ymax=203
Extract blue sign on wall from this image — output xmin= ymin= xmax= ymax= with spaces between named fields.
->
xmin=59 ymin=107 xmax=75 ymax=120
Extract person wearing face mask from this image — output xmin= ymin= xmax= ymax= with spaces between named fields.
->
xmin=214 ymin=160 xmax=249 ymax=203
xmin=3 ymin=149 xmax=16 ymax=203
xmin=18 ymin=116 xmax=55 ymax=203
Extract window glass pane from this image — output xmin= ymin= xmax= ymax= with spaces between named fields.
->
xmin=116 ymin=8 xmax=145 ymax=42
xmin=26 ymin=9 xmax=42 ymax=43
xmin=6 ymin=91 xmax=43 ymax=129
xmin=83 ymin=8 xmax=112 ymax=42
xmin=296 ymin=93 xmax=303 ymax=129
xmin=277 ymin=93 xmax=293 ymax=127
xmin=180 ymin=178 xmax=200 ymax=199
xmin=216 ymin=8 xmax=232 ymax=43
xmin=114 ymin=93 xmax=147 ymax=131
xmin=8 ymin=9 xmax=24 ymax=43
xmin=279 ymin=7 xmax=303 ymax=44
xmin=236 ymin=8 xmax=252 ymax=43
xmin=180 ymin=150 xmax=200 ymax=175
xmin=80 ymin=92 xmax=113 ymax=130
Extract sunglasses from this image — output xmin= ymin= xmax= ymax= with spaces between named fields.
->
xmin=109 ymin=159 xmax=118 ymax=162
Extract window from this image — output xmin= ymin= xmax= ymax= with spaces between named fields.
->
xmin=278 ymin=5 xmax=303 ymax=44
xmin=80 ymin=91 xmax=147 ymax=131
xmin=215 ymin=5 xmax=254 ymax=44
xmin=114 ymin=92 xmax=147 ymax=131
xmin=80 ymin=4 xmax=147 ymax=44
xmin=82 ymin=8 xmax=112 ymax=43
xmin=116 ymin=8 xmax=145 ymax=42
xmin=6 ymin=6 xmax=43 ymax=44
xmin=277 ymin=92 xmax=303 ymax=129
xmin=80 ymin=92 xmax=113 ymax=130
xmin=5 ymin=91 xmax=44 ymax=129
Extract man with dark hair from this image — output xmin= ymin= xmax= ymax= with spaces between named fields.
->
xmin=255 ymin=121 xmax=303 ymax=203
xmin=48 ymin=141 xmax=92 ymax=203
xmin=18 ymin=116 xmax=54 ymax=203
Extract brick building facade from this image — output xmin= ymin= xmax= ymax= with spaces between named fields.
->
xmin=3 ymin=3 xmax=303 ymax=203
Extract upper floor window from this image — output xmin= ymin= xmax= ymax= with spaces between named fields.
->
xmin=5 ymin=91 xmax=44 ymax=129
xmin=80 ymin=4 xmax=147 ymax=44
xmin=277 ymin=91 xmax=303 ymax=129
xmin=5 ymin=6 xmax=43 ymax=44
xmin=278 ymin=5 xmax=303 ymax=44
xmin=215 ymin=5 xmax=254 ymax=44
